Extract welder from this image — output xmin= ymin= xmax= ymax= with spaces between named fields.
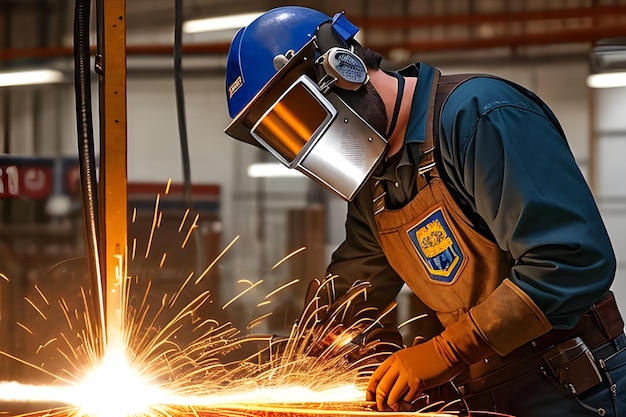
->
xmin=222 ymin=6 xmax=626 ymax=416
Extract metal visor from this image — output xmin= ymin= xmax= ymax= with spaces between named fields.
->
xmin=295 ymin=92 xmax=388 ymax=201
xmin=250 ymin=75 xmax=337 ymax=166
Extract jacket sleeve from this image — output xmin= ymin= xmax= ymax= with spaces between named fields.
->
xmin=326 ymin=186 xmax=406 ymax=317
xmin=438 ymin=77 xmax=616 ymax=331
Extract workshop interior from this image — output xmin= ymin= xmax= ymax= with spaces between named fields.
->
xmin=1 ymin=0 xmax=626 ymax=415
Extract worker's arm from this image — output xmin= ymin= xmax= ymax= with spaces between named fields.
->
xmin=324 ymin=186 xmax=406 ymax=322
xmin=439 ymin=77 xmax=616 ymax=331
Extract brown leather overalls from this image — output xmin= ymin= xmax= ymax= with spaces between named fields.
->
xmin=372 ymin=71 xmax=515 ymax=330
xmin=373 ymin=172 xmax=511 ymax=329
xmin=370 ymin=70 xmax=624 ymax=398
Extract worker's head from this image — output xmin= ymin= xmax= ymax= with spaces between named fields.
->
xmin=224 ymin=6 xmax=389 ymax=201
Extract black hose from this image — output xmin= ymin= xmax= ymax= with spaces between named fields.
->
xmin=174 ymin=0 xmax=192 ymax=208
xmin=174 ymin=0 xmax=204 ymax=273
xmin=73 ymin=0 xmax=106 ymax=346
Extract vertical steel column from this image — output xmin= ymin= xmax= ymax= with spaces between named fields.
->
xmin=99 ymin=0 xmax=127 ymax=343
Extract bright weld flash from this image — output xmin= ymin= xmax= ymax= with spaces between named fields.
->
xmin=68 ymin=346 xmax=164 ymax=417
xmin=172 ymin=385 xmax=364 ymax=407
xmin=333 ymin=331 xmax=358 ymax=348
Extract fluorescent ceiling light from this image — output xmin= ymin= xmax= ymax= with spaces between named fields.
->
xmin=0 ymin=69 xmax=64 ymax=87
xmin=247 ymin=163 xmax=305 ymax=178
xmin=586 ymin=71 xmax=626 ymax=88
xmin=183 ymin=12 xmax=263 ymax=34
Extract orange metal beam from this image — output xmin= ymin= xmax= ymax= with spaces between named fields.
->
xmin=0 ymin=43 xmax=231 ymax=61
xmin=373 ymin=26 xmax=626 ymax=55
xmin=99 ymin=0 xmax=127 ymax=342
xmin=350 ymin=5 xmax=626 ymax=28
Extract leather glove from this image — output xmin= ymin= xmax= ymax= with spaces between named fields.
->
xmin=366 ymin=279 xmax=553 ymax=411
xmin=366 ymin=313 xmax=494 ymax=411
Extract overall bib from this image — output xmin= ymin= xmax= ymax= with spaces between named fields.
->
xmin=368 ymin=71 xmax=626 ymax=416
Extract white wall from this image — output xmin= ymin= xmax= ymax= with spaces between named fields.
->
xmin=594 ymin=86 xmax=626 ymax=315
xmin=125 ymin=74 xmax=314 ymax=310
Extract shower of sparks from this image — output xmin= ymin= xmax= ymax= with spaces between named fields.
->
xmin=0 ymin=186 xmax=505 ymax=417
xmin=181 ymin=214 xmax=199 ymax=249
xmin=247 ymin=312 xmax=273 ymax=330
xmin=131 ymin=238 xmax=137 ymax=261
xmin=0 ymin=265 xmax=388 ymax=417
xmin=263 ymin=279 xmax=299 ymax=301
xmin=221 ymin=279 xmax=264 ymax=310
xmin=398 ymin=314 xmax=429 ymax=330
xmin=144 ymin=193 xmax=161 ymax=258
xmin=178 ymin=209 xmax=190 ymax=232
xmin=270 ymin=247 xmax=306 ymax=270
xmin=195 ymin=236 xmax=239 ymax=286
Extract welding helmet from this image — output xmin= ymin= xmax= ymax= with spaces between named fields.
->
xmin=224 ymin=6 xmax=388 ymax=201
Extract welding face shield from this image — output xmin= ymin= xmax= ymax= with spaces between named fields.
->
xmin=246 ymin=70 xmax=388 ymax=201
xmin=224 ymin=8 xmax=388 ymax=201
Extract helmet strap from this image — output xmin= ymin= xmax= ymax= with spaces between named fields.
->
xmin=316 ymin=20 xmax=349 ymax=52
xmin=386 ymin=71 xmax=405 ymax=138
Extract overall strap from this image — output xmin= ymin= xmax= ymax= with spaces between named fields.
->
xmin=423 ymin=73 xmax=492 ymax=235
xmin=374 ymin=71 xmax=482 ymax=216
xmin=418 ymin=73 xmax=481 ymax=176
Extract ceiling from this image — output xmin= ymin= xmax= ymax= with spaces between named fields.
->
xmin=1 ymin=0 xmax=626 ymax=65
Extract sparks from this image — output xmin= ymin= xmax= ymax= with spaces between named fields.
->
xmin=0 ymin=193 xmax=504 ymax=417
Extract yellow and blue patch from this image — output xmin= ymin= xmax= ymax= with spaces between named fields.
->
xmin=407 ymin=208 xmax=464 ymax=283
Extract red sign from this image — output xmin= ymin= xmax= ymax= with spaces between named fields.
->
xmin=64 ymin=162 xmax=81 ymax=195
xmin=0 ymin=165 xmax=19 ymax=197
xmin=0 ymin=164 xmax=53 ymax=199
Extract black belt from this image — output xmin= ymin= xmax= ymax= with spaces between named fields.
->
xmin=455 ymin=291 xmax=625 ymax=396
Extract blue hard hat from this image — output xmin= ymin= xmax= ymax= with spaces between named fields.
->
xmin=225 ymin=6 xmax=359 ymax=119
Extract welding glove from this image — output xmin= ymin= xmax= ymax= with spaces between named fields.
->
xmin=365 ymin=279 xmax=553 ymax=411
xmin=365 ymin=313 xmax=491 ymax=411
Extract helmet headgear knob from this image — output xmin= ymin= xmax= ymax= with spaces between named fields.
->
xmin=318 ymin=47 xmax=369 ymax=91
